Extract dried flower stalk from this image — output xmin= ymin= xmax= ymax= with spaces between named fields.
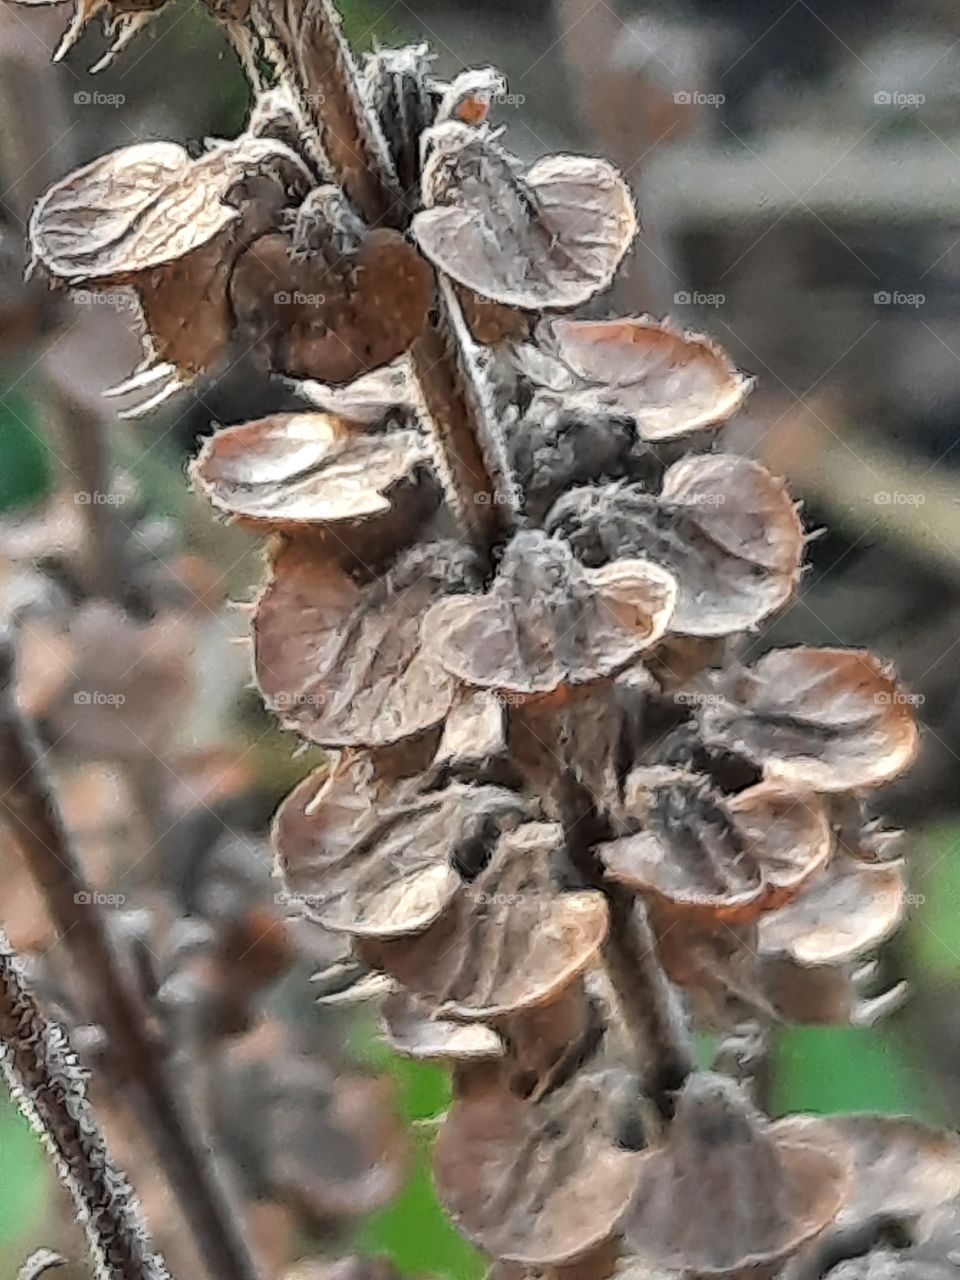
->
xmin=15 ymin=2 xmax=950 ymax=1277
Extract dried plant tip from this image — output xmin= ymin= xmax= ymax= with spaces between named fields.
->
xmin=700 ymin=648 xmax=920 ymax=791
xmin=758 ymin=856 xmax=906 ymax=966
xmin=18 ymin=1249 xmax=65 ymax=1280
xmin=298 ymin=360 xmax=416 ymax=428
xmin=359 ymin=822 xmax=608 ymax=1019
xmin=435 ymin=1066 xmax=642 ymax=1264
xmin=363 ymin=44 xmax=437 ymax=204
xmin=381 ymin=990 xmax=506 ymax=1061
xmin=598 ymin=774 xmax=831 ymax=922
xmin=527 ymin=317 xmax=753 ymax=440
xmin=436 ymin=68 xmax=507 ymax=125
xmin=191 ymin=413 xmax=436 ymax=531
xmin=422 ymin=530 xmax=677 ymax=701
xmin=624 ymin=1072 xmax=849 ymax=1275
xmin=275 ymin=753 xmax=531 ymax=937
xmin=414 ymin=123 xmax=636 ymax=311
xmin=255 ymin=539 xmax=482 ymax=748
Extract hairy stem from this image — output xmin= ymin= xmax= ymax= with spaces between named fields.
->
xmin=0 ymin=937 xmax=170 ymax=1280
xmin=0 ymin=635 xmax=260 ymax=1280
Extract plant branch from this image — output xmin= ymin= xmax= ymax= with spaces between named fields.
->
xmin=0 ymin=935 xmax=170 ymax=1280
xmin=0 ymin=633 xmax=260 ymax=1280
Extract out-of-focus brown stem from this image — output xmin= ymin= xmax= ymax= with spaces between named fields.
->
xmin=0 ymin=936 xmax=170 ymax=1280
xmin=0 ymin=635 xmax=260 ymax=1280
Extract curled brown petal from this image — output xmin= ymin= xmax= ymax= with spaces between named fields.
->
xmin=759 ymin=857 xmax=906 ymax=966
xmin=534 ymin=316 xmax=752 ymax=440
xmin=624 ymin=1072 xmax=849 ymax=1275
xmin=422 ymin=530 xmax=677 ymax=701
xmin=381 ymin=990 xmax=506 ymax=1061
xmin=699 ymin=648 xmax=920 ymax=792
xmin=191 ymin=414 xmax=435 ymax=530
xmin=434 ymin=1065 xmax=642 ymax=1264
xmin=413 ymin=123 xmax=636 ymax=311
xmin=358 ymin=822 xmax=608 ymax=1019
xmin=599 ymin=772 xmax=832 ymax=923
xmin=255 ymin=539 xmax=482 ymax=748
xmin=548 ymin=453 xmax=804 ymax=636
xmin=275 ymin=753 xmax=531 ymax=938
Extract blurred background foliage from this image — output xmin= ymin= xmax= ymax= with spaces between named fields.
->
xmin=3 ymin=0 xmax=960 ymax=1275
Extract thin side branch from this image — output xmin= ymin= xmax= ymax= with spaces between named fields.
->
xmin=0 ymin=634 xmax=260 ymax=1280
xmin=0 ymin=936 xmax=170 ymax=1280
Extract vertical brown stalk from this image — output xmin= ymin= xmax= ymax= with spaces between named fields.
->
xmin=0 ymin=937 xmax=170 ymax=1280
xmin=0 ymin=634 xmax=260 ymax=1280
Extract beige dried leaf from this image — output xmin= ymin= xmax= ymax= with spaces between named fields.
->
xmin=255 ymin=539 xmax=481 ymax=748
xmin=298 ymin=361 xmax=416 ymax=428
xmin=422 ymin=530 xmax=677 ymax=701
xmin=599 ymin=773 xmax=831 ymax=922
xmin=536 ymin=316 xmax=752 ymax=439
xmin=759 ymin=856 xmax=906 ymax=966
xmin=191 ymin=414 xmax=433 ymax=529
xmin=381 ymin=990 xmax=506 ymax=1061
xmin=29 ymin=136 xmax=308 ymax=282
xmin=624 ymin=1073 xmax=849 ymax=1275
xmin=700 ymin=648 xmax=920 ymax=791
xmin=413 ymin=123 xmax=636 ymax=310
xmin=434 ymin=1066 xmax=642 ymax=1264
xmin=359 ymin=822 xmax=608 ymax=1019
xmin=275 ymin=753 xmax=531 ymax=938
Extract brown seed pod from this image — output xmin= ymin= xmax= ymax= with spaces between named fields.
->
xmin=254 ymin=539 xmax=482 ymax=748
xmin=434 ymin=1065 xmax=642 ymax=1264
xmin=623 ymin=1072 xmax=850 ymax=1275
xmin=547 ymin=453 xmax=804 ymax=636
xmin=381 ymin=989 xmax=506 ymax=1061
xmin=413 ymin=123 xmax=636 ymax=311
xmin=275 ymin=752 xmax=531 ymax=938
xmin=190 ymin=414 xmax=435 ymax=533
xmin=528 ymin=317 xmax=753 ymax=440
xmin=358 ymin=822 xmax=608 ymax=1019
xmin=598 ymin=772 xmax=832 ymax=923
xmin=700 ymin=648 xmax=920 ymax=792
xmin=758 ymin=856 xmax=907 ymax=966
xmin=422 ymin=530 xmax=677 ymax=702
xmin=230 ymin=192 xmax=435 ymax=385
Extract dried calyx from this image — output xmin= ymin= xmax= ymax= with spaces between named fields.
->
xmin=20 ymin=1 xmax=941 ymax=1278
